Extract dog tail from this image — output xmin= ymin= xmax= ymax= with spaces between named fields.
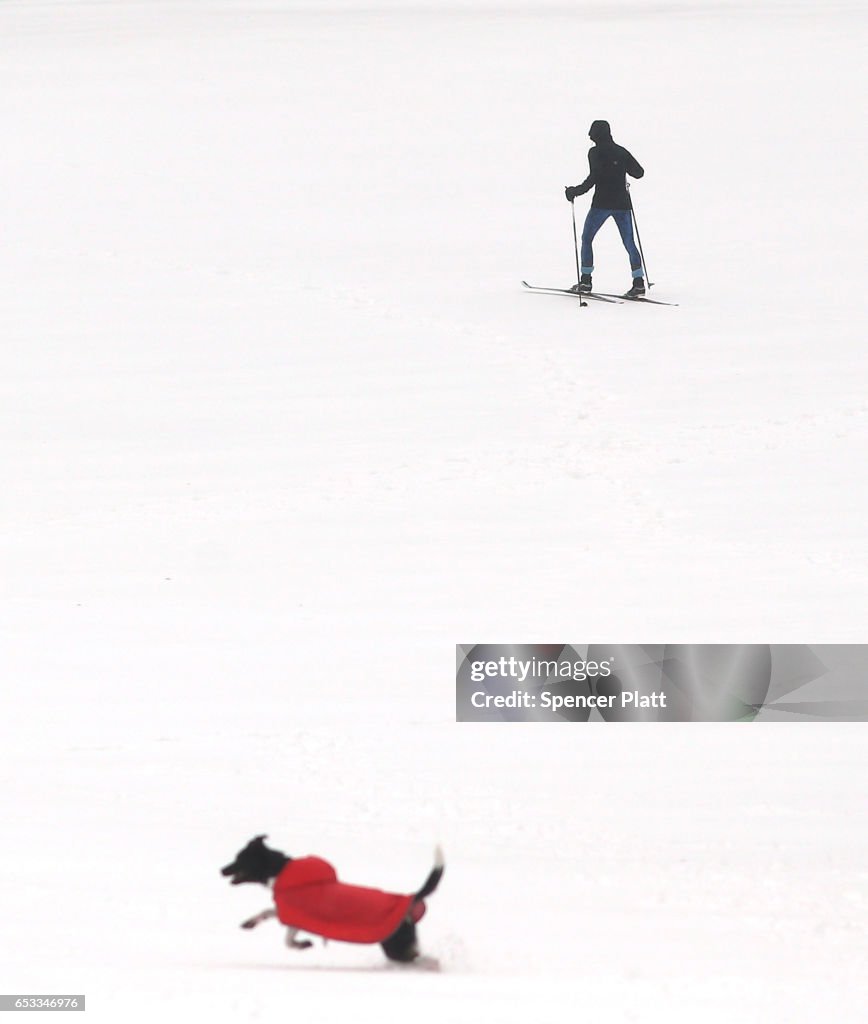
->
xmin=413 ymin=845 xmax=445 ymax=903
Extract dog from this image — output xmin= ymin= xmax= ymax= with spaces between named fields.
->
xmin=221 ymin=836 xmax=444 ymax=962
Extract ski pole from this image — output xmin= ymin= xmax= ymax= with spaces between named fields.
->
xmin=627 ymin=183 xmax=653 ymax=288
xmin=570 ymin=198 xmax=587 ymax=308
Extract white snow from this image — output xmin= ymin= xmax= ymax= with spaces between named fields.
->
xmin=1 ymin=1 xmax=867 ymax=1021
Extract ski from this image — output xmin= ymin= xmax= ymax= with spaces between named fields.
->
xmin=595 ymin=292 xmax=679 ymax=306
xmin=521 ymin=281 xmax=622 ymax=303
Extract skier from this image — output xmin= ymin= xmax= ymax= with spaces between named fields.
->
xmin=565 ymin=120 xmax=645 ymax=296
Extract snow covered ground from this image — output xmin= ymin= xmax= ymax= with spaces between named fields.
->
xmin=1 ymin=1 xmax=867 ymax=1021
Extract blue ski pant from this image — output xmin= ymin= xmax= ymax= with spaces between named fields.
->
xmin=581 ymin=208 xmax=643 ymax=278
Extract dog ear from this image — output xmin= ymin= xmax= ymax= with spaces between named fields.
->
xmin=253 ymin=834 xmax=268 ymax=846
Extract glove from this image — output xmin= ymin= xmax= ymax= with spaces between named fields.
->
xmin=565 ymin=185 xmax=579 ymax=202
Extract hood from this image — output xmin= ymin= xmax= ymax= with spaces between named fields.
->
xmin=589 ymin=120 xmax=612 ymax=144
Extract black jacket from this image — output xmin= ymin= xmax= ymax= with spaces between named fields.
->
xmin=570 ymin=124 xmax=644 ymax=211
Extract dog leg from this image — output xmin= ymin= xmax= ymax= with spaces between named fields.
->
xmin=285 ymin=928 xmax=313 ymax=951
xmin=240 ymin=908 xmax=276 ymax=929
xmin=380 ymin=918 xmax=419 ymax=962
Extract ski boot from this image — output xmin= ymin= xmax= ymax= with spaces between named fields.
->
xmin=569 ymin=274 xmax=592 ymax=294
xmin=625 ymin=277 xmax=646 ymax=297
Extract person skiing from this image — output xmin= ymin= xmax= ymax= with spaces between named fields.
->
xmin=565 ymin=120 xmax=645 ymax=296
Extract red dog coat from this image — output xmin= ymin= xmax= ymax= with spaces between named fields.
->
xmin=272 ymin=857 xmax=426 ymax=943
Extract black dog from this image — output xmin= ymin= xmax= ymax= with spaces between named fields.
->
xmin=221 ymin=836 xmax=444 ymax=962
